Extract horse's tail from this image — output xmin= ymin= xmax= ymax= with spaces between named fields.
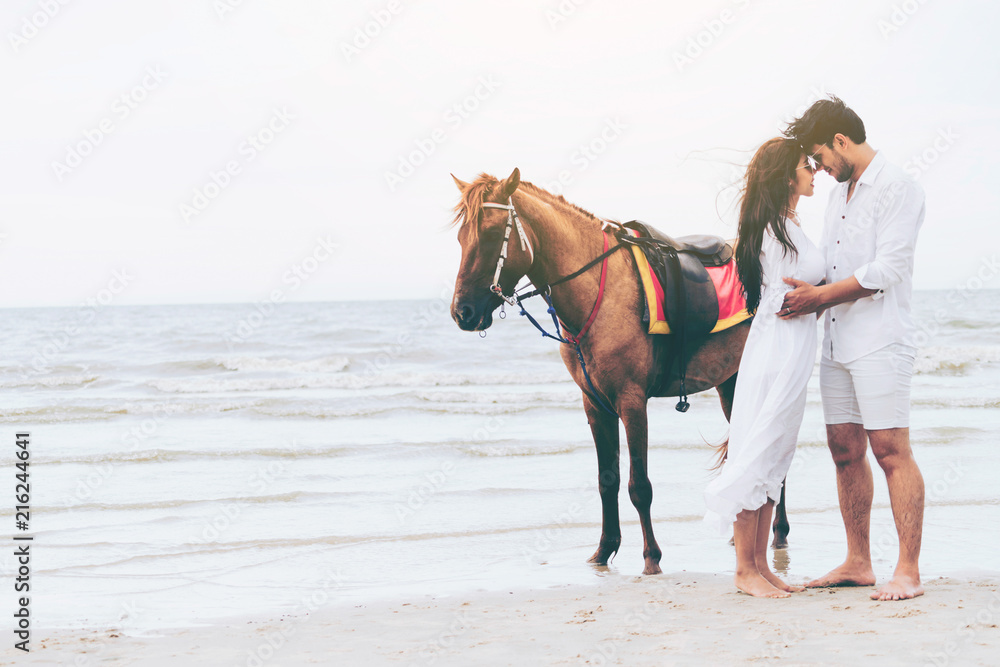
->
xmin=709 ymin=433 xmax=729 ymax=471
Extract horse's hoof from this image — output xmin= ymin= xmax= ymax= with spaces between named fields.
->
xmin=642 ymin=563 xmax=662 ymax=575
xmin=771 ymin=535 xmax=788 ymax=549
xmin=587 ymin=543 xmax=619 ymax=566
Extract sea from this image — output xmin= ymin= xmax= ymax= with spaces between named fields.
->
xmin=1 ymin=290 xmax=998 ymax=634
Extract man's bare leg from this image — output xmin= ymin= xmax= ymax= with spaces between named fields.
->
xmin=755 ymin=499 xmax=803 ymax=593
xmin=868 ymin=427 xmax=924 ymax=601
xmin=807 ymin=422 xmax=877 ymax=587
xmin=734 ymin=508 xmax=788 ymax=598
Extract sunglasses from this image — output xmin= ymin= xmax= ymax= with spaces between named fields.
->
xmin=797 ymin=155 xmax=819 ymax=171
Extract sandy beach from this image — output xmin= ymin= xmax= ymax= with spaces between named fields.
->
xmin=28 ymin=572 xmax=999 ymax=666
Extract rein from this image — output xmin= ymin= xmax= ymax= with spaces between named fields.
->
xmin=479 ymin=197 xmax=627 ymax=417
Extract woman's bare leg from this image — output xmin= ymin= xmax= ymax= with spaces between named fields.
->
xmin=755 ymin=500 xmax=804 ymax=593
xmin=733 ymin=508 xmax=788 ymax=598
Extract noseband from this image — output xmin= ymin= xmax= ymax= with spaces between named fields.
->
xmin=481 ymin=198 xmax=534 ymax=305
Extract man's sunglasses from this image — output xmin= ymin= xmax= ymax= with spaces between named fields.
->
xmin=798 ymin=155 xmax=820 ymax=171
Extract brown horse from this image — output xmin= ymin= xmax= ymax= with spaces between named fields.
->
xmin=450 ymin=168 xmax=788 ymax=575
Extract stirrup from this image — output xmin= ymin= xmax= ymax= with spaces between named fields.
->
xmin=676 ymin=380 xmax=690 ymax=412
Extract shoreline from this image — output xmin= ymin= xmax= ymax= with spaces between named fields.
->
xmin=33 ymin=572 xmax=1000 ymax=666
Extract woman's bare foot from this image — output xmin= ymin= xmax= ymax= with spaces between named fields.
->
xmin=870 ymin=573 xmax=924 ymax=601
xmin=758 ymin=566 xmax=805 ymax=593
xmin=806 ymin=560 xmax=876 ymax=588
xmin=735 ymin=571 xmax=791 ymax=598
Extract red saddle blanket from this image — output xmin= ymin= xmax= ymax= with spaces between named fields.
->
xmin=626 ymin=230 xmax=751 ymax=335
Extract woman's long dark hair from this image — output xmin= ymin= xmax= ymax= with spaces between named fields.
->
xmin=735 ymin=137 xmax=801 ymax=315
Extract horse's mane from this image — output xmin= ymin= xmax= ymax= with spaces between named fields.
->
xmin=450 ymin=174 xmax=494 ymax=243
xmin=451 ymin=173 xmax=604 ymax=243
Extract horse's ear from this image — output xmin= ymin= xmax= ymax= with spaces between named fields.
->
xmin=451 ymin=174 xmax=470 ymax=192
xmin=497 ymin=167 xmax=520 ymax=200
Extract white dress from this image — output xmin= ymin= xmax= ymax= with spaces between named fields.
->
xmin=703 ymin=218 xmax=825 ymax=533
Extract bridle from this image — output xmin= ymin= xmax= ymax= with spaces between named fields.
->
xmin=478 ymin=195 xmax=625 ymax=308
xmin=473 ymin=194 xmax=628 ymax=418
xmin=481 ymin=198 xmax=534 ymax=306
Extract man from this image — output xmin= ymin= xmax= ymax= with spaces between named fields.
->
xmin=778 ymin=96 xmax=926 ymax=601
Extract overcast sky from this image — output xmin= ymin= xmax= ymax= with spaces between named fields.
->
xmin=1 ymin=0 xmax=997 ymax=307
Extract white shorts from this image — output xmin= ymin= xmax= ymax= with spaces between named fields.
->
xmin=820 ymin=344 xmax=916 ymax=430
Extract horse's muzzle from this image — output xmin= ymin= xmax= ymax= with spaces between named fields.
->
xmin=452 ymin=296 xmax=496 ymax=331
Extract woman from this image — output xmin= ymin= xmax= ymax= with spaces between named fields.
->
xmin=703 ymin=137 xmax=825 ymax=598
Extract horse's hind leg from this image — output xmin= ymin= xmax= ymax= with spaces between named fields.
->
xmin=715 ymin=373 xmax=737 ymax=467
xmin=584 ymin=397 xmax=621 ymax=566
xmin=716 ymin=372 xmax=738 ymax=423
xmin=620 ymin=394 xmax=662 ymax=575
xmin=772 ymin=481 xmax=789 ymax=549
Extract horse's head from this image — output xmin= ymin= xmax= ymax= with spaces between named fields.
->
xmin=450 ymin=168 xmax=531 ymax=331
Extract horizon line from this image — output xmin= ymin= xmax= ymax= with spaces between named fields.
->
xmin=0 ymin=288 xmax=995 ymax=311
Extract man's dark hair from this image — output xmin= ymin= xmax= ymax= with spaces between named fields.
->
xmin=783 ymin=95 xmax=866 ymax=148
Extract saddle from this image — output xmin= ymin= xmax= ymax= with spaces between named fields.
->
xmin=624 ymin=222 xmax=733 ymax=267
xmin=621 ymin=221 xmax=733 ymax=339
xmin=616 ymin=221 xmax=747 ymax=412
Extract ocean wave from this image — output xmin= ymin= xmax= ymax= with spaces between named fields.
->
xmin=915 ymin=346 xmax=1000 ymax=375
xmin=32 ymin=435 xmax=594 ymax=466
xmin=149 ymin=376 xmax=341 ymax=393
xmin=27 ymin=491 xmax=314 ymax=516
xmin=215 ymin=355 xmax=351 ymax=373
xmin=939 ymin=318 xmax=997 ymax=330
xmin=913 ymin=396 xmax=1000 ymax=409
xmin=0 ymin=395 xmax=576 ymax=423
xmin=133 ymin=355 xmax=352 ymax=378
xmin=0 ymin=405 xmax=124 ymax=424
xmin=414 ymin=389 xmax=581 ymax=405
xmin=0 ymin=374 xmax=99 ymax=389
xmin=148 ymin=370 xmax=572 ymax=394
xmin=252 ymin=401 xmax=569 ymax=419
xmin=33 ymin=446 xmax=356 ymax=466
xmin=916 ymin=425 xmax=984 ymax=443
xmin=0 ymin=400 xmax=257 ymax=424
xmin=455 ymin=442 xmax=580 ymax=457
xmin=31 ymin=535 xmax=366 ymax=573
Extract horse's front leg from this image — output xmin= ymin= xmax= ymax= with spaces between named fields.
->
xmin=772 ymin=479 xmax=789 ymax=549
xmin=621 ymin=396 xmax=662 ymax=575
xmin=584 ymin=396 xmax=621 ymax=565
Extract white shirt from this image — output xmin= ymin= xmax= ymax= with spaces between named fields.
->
xmin=821 ymin=151 xmax=925 ymax=363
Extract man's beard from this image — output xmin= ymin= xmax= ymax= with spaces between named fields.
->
xmin=833 ymin=155 xmax=854 ymax=183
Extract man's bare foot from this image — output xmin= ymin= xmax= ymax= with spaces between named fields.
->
xmin=870 ymin=574 xmax=924 ymax=601
xmin=759 ymin=567 xmax=805 ymax=593
xmin=735 ymin=572 xmax=791 ymax=598
xmin=806 ymin=561 xmax=876 ymax=588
